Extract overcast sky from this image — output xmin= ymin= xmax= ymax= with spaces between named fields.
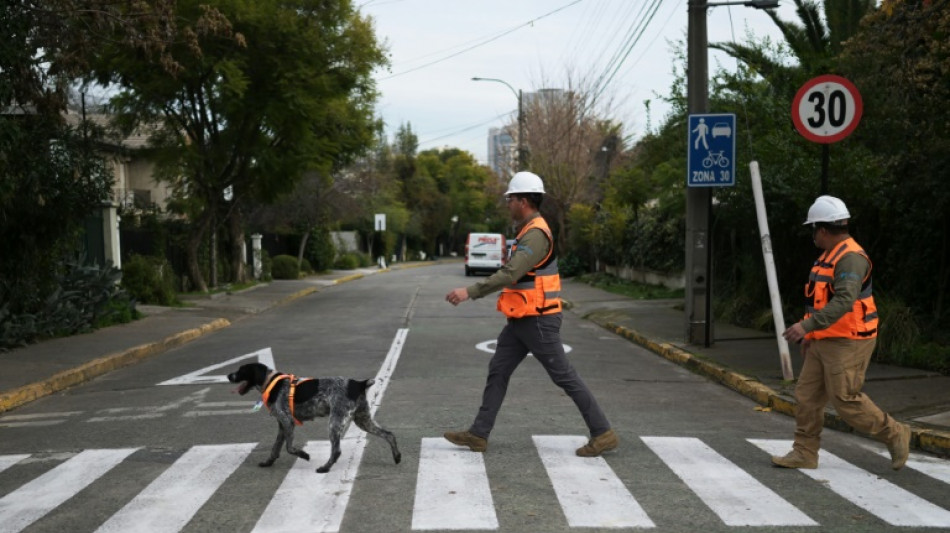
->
xmin=361 ymin=0 xmax=800 ymax=166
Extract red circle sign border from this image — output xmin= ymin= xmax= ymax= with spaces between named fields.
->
xmin=792 ymin=74 xmax=863 ymax=144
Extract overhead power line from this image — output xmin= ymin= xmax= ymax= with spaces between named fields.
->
xmin=379 ymin=1 xmax=582 ymax=80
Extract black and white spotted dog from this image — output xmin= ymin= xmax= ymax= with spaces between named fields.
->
xmin=227 ymin=362 xmax=401 ymax=473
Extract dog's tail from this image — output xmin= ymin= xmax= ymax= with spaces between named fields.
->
xmin=347 ymin=378 xmax=375 ymax=400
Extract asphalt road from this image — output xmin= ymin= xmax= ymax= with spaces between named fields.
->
xmin=1 ymin=263 xmax=948 ymax=532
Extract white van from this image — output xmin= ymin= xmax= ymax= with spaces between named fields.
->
xmin=464 ymin=233 xmax=506 ymax=276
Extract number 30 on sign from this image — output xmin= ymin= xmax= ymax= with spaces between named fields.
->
xmin=792 ymin=75 xmax=862 ymax=144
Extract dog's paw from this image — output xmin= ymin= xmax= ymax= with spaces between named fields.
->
xmin=394 ymin=452 xmax=402 ymax=464
xmin=258 ymin=459 xmax=276 ymax=468
xmin=296 ymin=451 xmax=310 ymax=462
xmin=316 ymin=465 xmax=330 ymax=474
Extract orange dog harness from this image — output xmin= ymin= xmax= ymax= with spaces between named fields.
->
xmin=261 ymin=374 xmax=314 ymax=426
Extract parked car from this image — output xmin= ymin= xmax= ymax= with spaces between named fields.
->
xmin=465 ymin=233 xmax=505 ymax=276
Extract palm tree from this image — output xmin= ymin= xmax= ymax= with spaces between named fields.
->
xmin=710 ymin=0 xmax=876 ymax=95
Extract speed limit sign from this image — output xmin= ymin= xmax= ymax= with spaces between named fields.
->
xmin=792 ymin=75 xmax=863 ymax=144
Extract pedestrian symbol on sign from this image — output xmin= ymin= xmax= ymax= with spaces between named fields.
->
xmin=692 ymin=118 xmax=709 ymax=150
xmin=687 ymin=113 xmax=736 ymax=188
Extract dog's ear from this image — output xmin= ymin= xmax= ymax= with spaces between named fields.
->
xmin=251 ymin=363 xmax=269 ymax=386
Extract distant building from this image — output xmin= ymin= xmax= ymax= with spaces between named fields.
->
xmin=485 ymin=89 xmax=569 ymax=179
xmin=487 ymin=126 xmax=515 ymax=178
xmin=522 ymin=88 xmax=567 ymax=109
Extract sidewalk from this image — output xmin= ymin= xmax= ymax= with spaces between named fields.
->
xmin=0 ymin=267 xmax=387 ymax=415
xmin=0 ymin=263 xmax=947 ymax=456
xmin=562 ymin=278 xmax=950 ymax=456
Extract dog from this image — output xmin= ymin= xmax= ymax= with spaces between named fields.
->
xmin=227 ymin=362 xmax=401 ymax=473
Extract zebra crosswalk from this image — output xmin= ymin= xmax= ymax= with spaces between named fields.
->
xmin=0 ymin=436 xmax=948 ymax=532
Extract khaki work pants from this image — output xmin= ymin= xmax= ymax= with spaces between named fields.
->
xmin=792 ymin=337 xmax=901 ymax=459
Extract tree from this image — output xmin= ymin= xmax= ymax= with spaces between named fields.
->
xmin=520 ymin=74 xmax=627 ymax=252
xmin=0 ymin=1 xmax=191 ymax=314
xmin=839 ymin=0 xmax=950 ymax=325
xmin=710 ymin=0 xmax=876 ymax=96
xmin=92 ymin=0 xmax=386 ymax=291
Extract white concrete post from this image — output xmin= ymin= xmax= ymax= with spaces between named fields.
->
xmin=101 ymin=202 xmax=121 ymax=270
xmin=750 ymin=161 xmax=794 ymax=381
xmin=252 ymin=233 xmax=263 ymax=280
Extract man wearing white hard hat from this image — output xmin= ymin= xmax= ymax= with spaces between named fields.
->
xmin=444 ymin=171 xmax=618 ymax=457
xmin=773 ymin=195 xmax=911 ymax=470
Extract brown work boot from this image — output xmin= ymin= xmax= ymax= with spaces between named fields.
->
xmin=576 ymin=429 xmax=619 ymax=457
xmin=444 ymin=430 xmax=488 ymax=452
xmin=887 ymin=423 xmax=911 ymax=471
xmin=771 ymin=448 xmax=818 ymax=469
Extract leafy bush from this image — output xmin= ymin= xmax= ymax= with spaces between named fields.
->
xmin=558 ymin=251 xmax=586 ymax=278
xmin=271 ymin=255 xmax=299 ymax=279
xmin=357 ymin=252 xmax=373 ymax=267
xmin=306 ymin=226 xmax=336 ymax=272
xmin=334 ymin=253 xmax=360 ymax=270
xmin=121 ymin=254 xmax=178 ymax=306
xmin=0 ymin=258 xmax=136 ymax=350
xmin=299 ymin=257 xmax=313 ymax=274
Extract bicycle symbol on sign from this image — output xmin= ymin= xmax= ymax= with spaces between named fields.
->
xmin=702 ymin=150 xmax=730 ymax=169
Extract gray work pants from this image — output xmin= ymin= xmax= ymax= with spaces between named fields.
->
xmin=469 ymin=314 xmax=611 ymax=439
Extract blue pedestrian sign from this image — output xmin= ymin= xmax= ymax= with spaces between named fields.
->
xmin=687 ymin=113 xmax=736 ymax=187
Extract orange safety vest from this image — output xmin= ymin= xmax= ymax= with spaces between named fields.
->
xmin=261 ymin=374 xmax=314 ymax=426
xmin=497 ymin=215 xmax=562 ymax=318
xmin=804 ymin=237 xmax=878 ymax=340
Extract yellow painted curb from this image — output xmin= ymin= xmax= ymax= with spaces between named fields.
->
xmin=0 ymin=318 xmax=230 ymax=415
xmin=333 ymin=273 xmax=365 ymax=285
xmin=277 ymin=287 xmax=320 ymax=306
xmin=595 ymin=319 xmax=950 ymax=456
xmin=918 ymin=429 xmax=950 ymax=456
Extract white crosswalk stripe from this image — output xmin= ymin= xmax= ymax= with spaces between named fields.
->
xmin=0 ymin=436 xmax=948 ymax=531
xmin=252 ymin=439 xmax=362 ymax=533
xmin=412 ymin=437 xmax=498 ymax=530
xmin=642 ymin=436 xmax=816 ymax=526
xmin=253 ymin=327 xmax=408 ymax=533
xmin=534 ymin=435 xmax=654 ymax=528
xmin=864 ymin=444 xmax=950 ymax=485
xmin=749 ymin=439 xmax=950 ymax=527
xmin=95 ymin=443 xmax=256 ymax=533
xmin=0 ymin=455 xmax=29 ymax=475
xmin=0 ymin=448 xmax=138 ymax=533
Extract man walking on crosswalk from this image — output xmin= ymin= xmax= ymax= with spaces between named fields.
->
xmin=774 ymin=195 xmax=911 ymax=470
xmin=444 ymin=171 xmax=618 ymax=457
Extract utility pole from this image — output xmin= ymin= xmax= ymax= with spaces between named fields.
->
xmin=684 ymin=0 xmax=778 ymax=346
xmin=685 ymin=0 xmax=711 ymax=346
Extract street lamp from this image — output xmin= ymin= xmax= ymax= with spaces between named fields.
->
xmin=684 ymin=0 xmax=778 ymax=347
xmin=472 ymin=77 xmax=526 ymax=171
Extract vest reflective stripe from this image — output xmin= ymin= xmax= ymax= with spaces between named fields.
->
xmin=497 ymin=216 xmax=562 ymax=318
xmin=261 ymin=374 xmax=313 ymax=426
xmin=804 ymin=237 xmax=879 ymax=340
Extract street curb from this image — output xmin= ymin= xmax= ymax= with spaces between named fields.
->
xmin=331 ymin=273 xmax=365 ymax=285
xmin=276 ymin=286 xmax=321 ymax=306
xmin=594 ymin=319 xmax=950 ymax=457
xmin=0 ymin=318 xmax=230 ymax=415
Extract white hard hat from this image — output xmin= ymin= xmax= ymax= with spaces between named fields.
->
xmin=505 ymin=171 xmax=545 ymax=195
xmin=803 ymin=195 xmax=850 ymax=225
